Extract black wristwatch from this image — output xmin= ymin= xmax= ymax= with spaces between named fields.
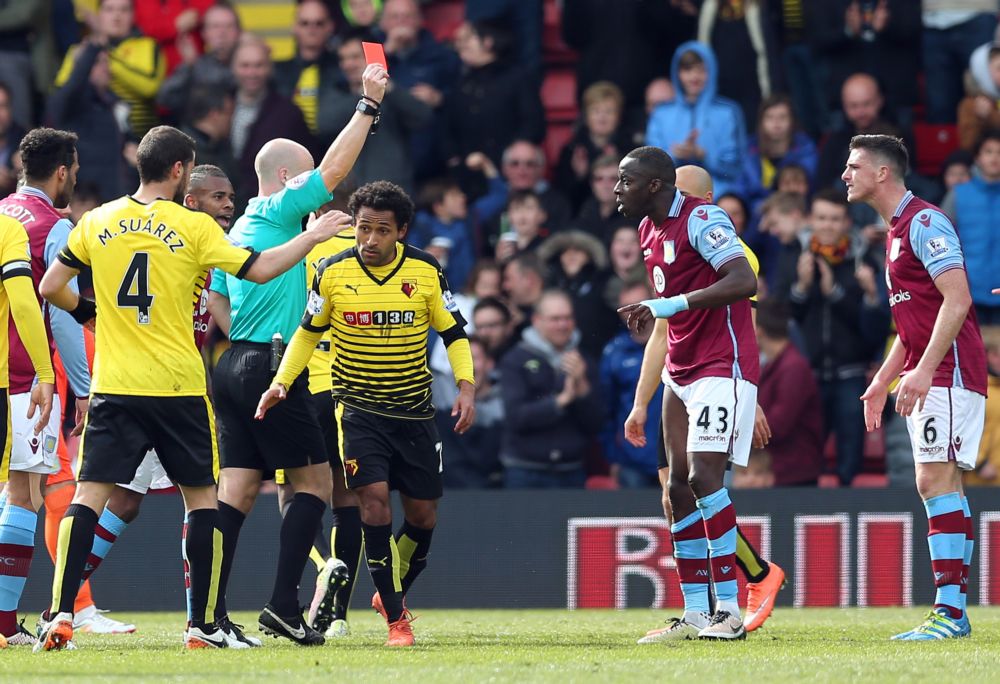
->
xmin=356 ymin=99 xmax=381 ymax=133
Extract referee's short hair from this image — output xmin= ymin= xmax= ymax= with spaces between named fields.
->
xmin=849 ymin=134 xmax=909 ymax=181
xmin=348 ymin=180 xmax=415 ymax=231
xmin=18 ymin=128 xmax=78 ymax=183
xmin=136 ymin=125 xmax=196 ymax=184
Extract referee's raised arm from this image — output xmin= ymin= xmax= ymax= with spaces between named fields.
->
xmin=317 ymin=63 xmax=387 ymax=191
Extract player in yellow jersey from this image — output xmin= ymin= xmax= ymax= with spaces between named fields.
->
xmin=257 ymin=181 xmax=476 ymax=647
xmin=33 ymin=125 xmax=348 ymax=652
xmin=628 ymin=166 xmax=785 ymax=642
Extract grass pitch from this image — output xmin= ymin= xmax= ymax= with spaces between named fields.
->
xmin=2 ymin=607 xmax=999 ymax=683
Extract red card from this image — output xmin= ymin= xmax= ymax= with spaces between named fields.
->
xmin=362 ymin=42 xmax=388 ymax=74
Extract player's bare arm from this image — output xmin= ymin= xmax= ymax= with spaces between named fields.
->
xmin=317 ymin=64 xmax=388 ymax=190
xmin=244 ymin=210 xmax=352 ymax=283
xmin=206 ymin=291 xmax=232 ymax=336
xmin=894 ymin=268 xmax=973 ymax=417
xmin=624 ymin=318 xmax=668 ymax=448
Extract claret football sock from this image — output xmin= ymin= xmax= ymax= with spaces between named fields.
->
xmin=961 ymin=496 xmax=974 ymax=614
xmin=80 ymin=508 xmax=128 ymax=583
xmin=0 ymin=504 xmax=36 ymax=637
xmin=925 ymin=493 xmax=966 ymax=619
xmin=670 ymin=510 xmax=711 ymax=618
xmin=697 ymin=488 xmax=740 ymax=617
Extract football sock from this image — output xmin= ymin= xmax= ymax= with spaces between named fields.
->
xmin=184 ymin=508 xmax=223 ymax=629
xmin=396 ymin=521 xmax=433 ymax=595
xmin=213 ymin=502 xmax=245 ymax=621
xmin=43 ymin=486 xmax=94 ymax=612
xmin=270 ymin=492 xmax=326 ymax=616
xmin=80 ymin=508 xmax=127 ymax=583
xmin=361 ymin=522 xmax=403 ymax=622
xmin=670 ymin=510 xmax=711 ymax=616
xmin=309 ymin=513 xmax=333 ymax=572
xmin=51 ymin=503 xmax=99 ymax=615
xmin=734 ymin=525 xmax=769 ymax=583
xmin=961 ymin=496 xmax=974 ymax=614
xmin=332 ymin=506 xmax=363 ymax=619
xmin=697 ymin=487 xmax=739 ymax=616
xmin=925 ymin=492 xmax=965 ymax=619
xmin=0 ymin=505 xmax=36 ymax=637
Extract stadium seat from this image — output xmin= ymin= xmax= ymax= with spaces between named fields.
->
xmin=585 ymin=475 xmax=619 ymax=490
xmin=542 ymin=0 xmax=577 ymax=66
xmin=541 ymin=69 xmax=578 ymax=124
xmin=852 ymin=474 xmax=888 ymax=488
xmin=423 ymin=0 xmax=464 ymax=43
xmin=543 ymin=122 xmax=575 ymax=178
xmin=913 ymin=122 xmax=959 ymax=177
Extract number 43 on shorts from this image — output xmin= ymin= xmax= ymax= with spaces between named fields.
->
xmin=696 ymin=405 xmax=729 ymax=434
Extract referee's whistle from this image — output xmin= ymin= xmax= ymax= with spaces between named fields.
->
xmin=270 ymin=333 xmax=284 ymax=372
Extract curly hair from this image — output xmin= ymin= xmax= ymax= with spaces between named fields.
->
xmin=347 ymin=180 xmax=415 ymax=229
xmin=19 ymin=128 xmax=78 ymax=182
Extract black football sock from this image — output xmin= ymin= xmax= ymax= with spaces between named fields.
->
xmin=734 ymin=525 xmax=770 ymax=583
xmin=312 ymin=515 xmax=332 ymax=562
xmin=332 ymin=506 xmax=363 ymax=619
xmin=50 ymin=504 xmax=99 ymax=615
xmin=214 ymin=502 xmax=245 ymax=621
xmin=185 ymin=508 xmax=222 ymax=629
xmin=361 ymin=522 xmax=403 ymax=622
xmin=395 ymin=521 xmax=434 ymax=596
xmin=269 ymin=493 xmax=326 ymax=616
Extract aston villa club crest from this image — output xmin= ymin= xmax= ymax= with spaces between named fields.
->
xmin=663 ymin=240 xmax=676 ymax=264
xmin=401 ymin=279 xmax=417 ymax=298
xmin=695 ymin=208 xmax=708 ymax=220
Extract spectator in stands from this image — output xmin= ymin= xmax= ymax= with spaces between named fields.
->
xmin=466 ymin=0 xmax=543 ymax=78
xmin=600 ymin=279 xmax=661 ymax=488
xmin=805 ymin=0 xmax=921 ymax=132
xmin=134 ymin=0 xmax=214 ymax=75
xmin=444 ymin=20 xmax=545 ymax=171
xmin=775 ymin=0 xmax=828 ymax=138
xmin=502 ymin=251 xmax=546 ymax=335
xmin=181 ymin=85 xmax=237 ymax=187
xmin=495 ymin=140 xmax=572 ymax=236
xmin=0 ymin=84 xmax=24 ymax=198
xmin=562 ymin=0 xmax=686 ymax=113
xmin=331 ymin=0 xmax=380 ymax=37
xmin=922 ymin=1 xmax=998 ymax=125
xmin=467 ymin=260 xmax=503 ymax=300
xmin=554 ymin=82 xmax=633 ymax=211
xmin=603 ymin=224 xmax=646 ymax=311
xmin=46 ymin=39 xmax=130 ymax=201
xmin=717 ymin=193 xmax=750 ymax=237
xmin=966 ymin=325 xmax=1000 ymax=486
xmin=646 ymin=42 xmax=746 ymax=197
xmin=0 ymin=0 xmax=53 ymax=130
xmin=758 ymin=190 xmax=808 ymax=297
xmin=754 ymin=299 xmax=824 ymax=487
xmin=157 ymin=2 xmax=240 ymax=118
xmin=815 ymin=73 xmax=901 ymax=191
xmin=698 ymin=0 xmax=782 ymax=131
xmin=941 ymin=149 xmax=974 ymax=194
xmin=472 ymin=296 xmax=516 ymax=362
xmin=775 ymin=163 xmax=811 ymax=198
xmin=499 ymin=290 xmax=602 ymax=488
xmin=273 ymin=0 xmax=340 ymax=137
xmin=788 ymin=190 xmax=889 ymax=486
xmin=537 ymin=230 xmax=618 ymax=358
xmin=56 ymin=0 xmax=165 ymax=137
xmin=945 ymin=130 xmax=1000 ymax=325
xmin=958 ymin=46 xmax=1000 ymax=151
xmin=434 ymin=336 xmax=505 ymax=489
xmin=645 ymin=78 xmax=675 ymax=117
xmin=740 ymin=94 xmax=818 ymax=213
xmin=495 ymin=190 xmax=548 ymax=263
xmin=315 ymin=29 xmax=431 ymax=192
xmin=375 ymin=0 xmax=460 ymax=179
xmin=230 ymin=35 xmax=315 ymax=208
xmin=574 ymin=155 xmax=623 ymax=243
xmin=411 ymin=152 xmax=507 ymax=290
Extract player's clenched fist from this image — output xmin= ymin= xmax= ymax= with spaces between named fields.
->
xmin=362 ymin=63 xmax=388 ymax=103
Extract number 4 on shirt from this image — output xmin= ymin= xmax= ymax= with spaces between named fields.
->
xmin=117 ymin=252 xmax=154 ymax=324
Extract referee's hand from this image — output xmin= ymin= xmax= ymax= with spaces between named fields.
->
xmin=28 ymin=381 xmax=55 ymax=436
xmin=255 ymin=382 xmax=287 ymax=420
xmin=452 ymin=381 xmax=476 ymax=434
xmin=306 ymin=210 xmax=352 ymax=241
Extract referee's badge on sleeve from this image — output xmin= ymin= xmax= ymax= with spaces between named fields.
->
xmin=286 ymin=171 xmax=311 ymax=190
xmin=307 ymin=289 xmax=326 ymax=315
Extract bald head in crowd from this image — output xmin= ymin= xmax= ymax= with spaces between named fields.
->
xmin=675 ymin=165 xmax=714 ymax=202
xmin=254 ymin=138 xmax=314 ymax=196
xmin=841 ymin=73 xmax=883 ymax=132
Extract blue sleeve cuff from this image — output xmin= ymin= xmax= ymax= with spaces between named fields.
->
xmin=641 ymin=295 xmax=689 ymax=319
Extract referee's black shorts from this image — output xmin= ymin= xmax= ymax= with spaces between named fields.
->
xmin=213 ymin=341 xmax=328 ymax=474
xmin=78 ymin=393 xmax=217 ymax=488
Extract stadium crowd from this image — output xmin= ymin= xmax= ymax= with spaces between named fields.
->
xmin=2 ymin=0 xmax=1000 ymax=491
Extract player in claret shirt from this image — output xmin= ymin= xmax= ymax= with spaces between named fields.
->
xmin=616 ymin=147 xmax=759 ymax=641
xmin=848 ymin=134 xmax=986 ymax=641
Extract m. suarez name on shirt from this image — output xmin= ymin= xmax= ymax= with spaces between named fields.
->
xmin=98 ymin=215 xmax=185 ymax=252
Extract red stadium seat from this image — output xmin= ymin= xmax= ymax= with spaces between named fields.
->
xmin=585 ymin=475 xmax=619 ymax=490
xmin=852 ymin=474 xmax=888 ymax=488
xmin=913 ymin=123 xmax=959 ymax=177
xmin=423 ymin=0 xmax=464 ymax=43
xmin=543 ymin=122 xmax=575 ymax=178
xmin=541 ymin=69 xmax=578 ymax=123
xmin=542 ymin=0 xmax=577 ymax=66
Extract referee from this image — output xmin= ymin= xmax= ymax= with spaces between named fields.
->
xmin=206 ymin=63 xmax=387 ymax=646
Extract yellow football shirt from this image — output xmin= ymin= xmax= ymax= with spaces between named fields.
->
xmin=0 ymin=216 xmax=54 ymax=390
xmin=739 ymin=237 xmax=760 ymax=304
xmin=277 ymin=243 xmax=474 ymax=419
xmin=305 ymin=229 xmax=355 ymax=395
xmin=58 ymin=197 xmax=257 ymax=396
xmin=293 ymin=64 xmax=320 ymax=133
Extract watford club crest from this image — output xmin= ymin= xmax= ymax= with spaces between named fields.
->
xmin=401 ymin=279 xmax=417 ymax=298
xmin=345 ymin=458 xmax=359 ymax=476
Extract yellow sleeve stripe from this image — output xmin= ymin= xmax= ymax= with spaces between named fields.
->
xmin=0 ymin=260 xmax=31 ymax=280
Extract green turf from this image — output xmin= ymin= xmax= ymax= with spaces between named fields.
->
xmin=2 ymin=608 xmax=999 ymax=683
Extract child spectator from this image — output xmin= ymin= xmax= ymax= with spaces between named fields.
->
xmin=758 ymin=191 xmax=808 ymax=297
xmin=603 ymin=225 xmax=647 ymax=310
xmin=495 ymin=190 xmax=548 ymax=262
